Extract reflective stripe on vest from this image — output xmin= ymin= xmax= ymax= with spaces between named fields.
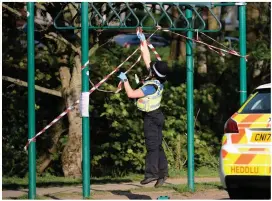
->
xmin=136 ymin=80 xmax=163 ymax=112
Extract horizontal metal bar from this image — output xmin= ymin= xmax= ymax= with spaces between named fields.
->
xmin=146 ymin=2 xmax=212 ymax=7
xmin=212 ymin=2 xmax=238 ymax=7
xmin=53 ymin=26 xmax=224 ymax=33
xmin=235 ymin=2 xmax=247 ymax=6
xmin=53 ymin=2 xmax=224 ymax=32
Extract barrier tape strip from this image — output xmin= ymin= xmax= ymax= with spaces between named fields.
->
xmin=207 ymin=45 xmax=225 ymax=56
xmin=24 ymin=27 xmax=160 ymax=150
xmin=199 ymin=32 xmax=230 ymax=51
xmin=81 ymin=60 xmax=89 ymax=70
xmin=147 ymin=43 xmax=162 ymax=61
xmin=114 ymin=36 xmax=162 ymax=93
xmin=26 ymin=27 xmax=246 ymax=150
xmin=92 ymin=27 xmax=161 ymax=94
xmin=24 ymin=47 xmax=140 ymax=150
xmin=114 ymin=27 xmax=162 ymax=93
xmin=162 ymin=29 xmax=249 ymax=61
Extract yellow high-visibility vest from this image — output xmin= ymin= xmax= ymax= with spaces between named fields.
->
xmin=136 ymin=80 xmax=163 ymax=112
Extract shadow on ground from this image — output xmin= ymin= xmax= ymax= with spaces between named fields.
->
xmin=43 ymin=194 xmax=62 ymax=200
xmin=111 ymin=190 xmax=152 ymax=200
xmin=2 ymin=178 xmax=133 ymax=190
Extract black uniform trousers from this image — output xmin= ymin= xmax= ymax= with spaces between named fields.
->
xmin=143 ymin=108 xmax=168 ymax=179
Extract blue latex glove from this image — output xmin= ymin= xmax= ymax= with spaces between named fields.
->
xmin=137 ymin=32 xmax=146 ymax=42
xmin=117 ymin=72 xmax=128 ymax=82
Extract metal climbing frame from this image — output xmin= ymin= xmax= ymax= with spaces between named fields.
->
xmin=27 ymin=2 xmax=247 ymax=199
xmin=54 ymin=2 xmax=223 ymax=32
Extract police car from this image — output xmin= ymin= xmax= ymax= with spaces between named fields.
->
xmin=219 ymin=83 xmax=271 ymax=199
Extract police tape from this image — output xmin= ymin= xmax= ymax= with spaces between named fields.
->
xmin=24 ymin=47 xmax=140 ymax=151
xmin=24 ymin=27 xmax=161 ymax=150
xmin=162 ymin=29 xmax=249 ymax=61
xmin=114 ymin=27 xmax=162 ymax=93
xmin=114 ymin=41 xmax=163 ymax=93
xmin=81 ymin=60 xmax=89 ymax=70
xmin=95 ymin=27 xmax=161 ymax=94
xmin=147 ymin=43 xmax=162 ymax=61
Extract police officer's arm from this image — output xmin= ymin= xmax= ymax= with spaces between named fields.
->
xmin=118 ymin=72 xmax=144 ymax=98
xmin=123 ymin=81 xmax=145 ymax=98
xmin=140 ymin=40 xmax=151 ymax=70
xmin=137 ymin=28 xmax=151 ymax=70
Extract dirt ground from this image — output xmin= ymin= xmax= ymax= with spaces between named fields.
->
xmin=2 ymin=177 xmax=230 ymax=200
xmin=92 ymin=188 xmax=229 ymax=200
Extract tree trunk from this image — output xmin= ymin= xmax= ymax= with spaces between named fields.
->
xmin=61 ymin=114 xmax=82 ymax=178
xmin=169 ymin=7 xmax=179 ymax=61
xmin=169 ymin=6 xmax=186 ymax=62
xmin=179 ymin=38 xmax=186 ymax=62
xmin=37 ymin=119 xmax=66 ymax=174
xmin=60 ymin=55 xmax=83 ymax=178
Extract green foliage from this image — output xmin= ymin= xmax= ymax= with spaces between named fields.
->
xmin=2 ymin=175 xmax=82 ymax=190
xmin=2 ymin=2 xmax=270 ymax=178
xmin=2 ymin=2 xmax=64 ymax=177
xmin=88 ymin=44 xmax=222 ymax=176
xmin=2 ymin=86 xmax=29 ymax=177
xmin=169 ymin=166 xmax=219 ymax=178
xmin=167 ymin=182 xmax=222 ymax=193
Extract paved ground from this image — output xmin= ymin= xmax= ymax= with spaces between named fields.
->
xmin=2 ymin=177 xmax=230 ymax=200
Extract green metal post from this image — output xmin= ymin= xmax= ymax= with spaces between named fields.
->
xmin=27 ymin=2 xmax=36 ymax=199
xmin=185 ymin=8 xmax=195 ymax=192
xmin=239 ymin=3 xmax=247 ymax=105
xmin=81 ymin=2 xmax=91 ymax=198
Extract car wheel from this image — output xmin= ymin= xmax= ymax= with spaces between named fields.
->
xmin=227 ymin=188 xmax=248 ymax=199
xmin=255 ymin=189 xmax=271 ymax=199
xmin=228 ymin=188 xmax=271 ymax=199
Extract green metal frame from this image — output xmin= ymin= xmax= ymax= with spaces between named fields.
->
xmin=27 ymin=2 xmax=247 ymax=198
xmin=239 ymin=5 xmax=247 ymax=104
xmin=185 ymin=8 xmax=195 ymax=191
xmin=53 ymin=2 xmax=223 ymax=32
xmin=27 ymin=2 xmax=36 ymax=200
xmin=81 ymin=3 xmax=91 ymax=198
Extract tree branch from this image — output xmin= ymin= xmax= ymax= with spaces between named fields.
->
xmin=59 ymin=66 xmax=71 ymax=97
xmin=3 ymin=3 xmax=52 ymax=29
xmin=2 ymin=3 xmax=23 ymax=18
xmin=45 ymin=32 xmax=80 ymax=55
xmin=2 ymin=76 xmax=62 ymax=97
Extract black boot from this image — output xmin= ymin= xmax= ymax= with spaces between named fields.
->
xmin=154 ymin=176 xmax=167 ymax=188
xmin=140 ymin=177 xmax=159 ymax=185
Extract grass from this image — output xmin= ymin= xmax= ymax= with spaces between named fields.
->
xmin=92 ymin=173 xmax=142 ymax=183
xmin=105 ymin=166 xmax=219 ymax=181
xmin=132 ymin=181 xmax=223 ymax=194
xmin=4 ymin=192 xmax=94 ymax=200
xmin=2 ymin=167 xmax=218 ymax=190
xmin=167 ymin=182 xmax=223 ymax=193
xmin=4 ymin=194 xmax=48 ymax=200
xmin=4 ymin=182 xmax=223 ymax=200
xmin=169 ymin=166 xmax=219 ymax=178
xmin=2 ymin=174 xmax=136 ymax=190
xmin=2 ymin=175 xmax=82 ymax=190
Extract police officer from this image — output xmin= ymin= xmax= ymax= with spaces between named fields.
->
xmin=117 ymin=29 xmax=169 ymax=188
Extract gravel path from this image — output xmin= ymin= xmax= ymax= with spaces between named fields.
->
xmin=2 ymin=177 xmax=230 ymax=200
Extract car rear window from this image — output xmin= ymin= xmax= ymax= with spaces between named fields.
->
xmin=240 ymin=88 xmax=271 ymax=114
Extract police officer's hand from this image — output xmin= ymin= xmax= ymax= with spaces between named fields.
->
xmin=137 ymin=28 xmax=146 ymax=42
xmin=117 ymin=72 xmax=128 ymax=82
